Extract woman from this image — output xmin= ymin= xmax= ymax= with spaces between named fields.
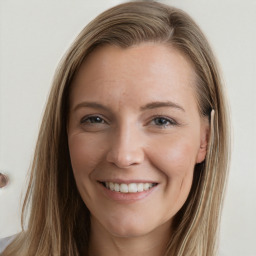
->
xmin=1 ymin=1 xmax=230 ymax=255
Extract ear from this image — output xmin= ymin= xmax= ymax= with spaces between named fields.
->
xmin=196 ymin=117 xmax=210 ymax=164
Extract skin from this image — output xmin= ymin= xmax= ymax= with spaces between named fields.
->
xmin=68 ymin=43 xmax=209 ymax=256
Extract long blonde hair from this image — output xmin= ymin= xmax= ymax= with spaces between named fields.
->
xmin=2 ymin=2 xmax=230 ymax=255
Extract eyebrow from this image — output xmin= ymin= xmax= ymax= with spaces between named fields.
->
xmin=73 ymin=101 xmax=185 ymax=112
xmin=73 ymin=102 xmax=109 ymax=112
xmin=140 ymin=101 xmax=185 ymax=112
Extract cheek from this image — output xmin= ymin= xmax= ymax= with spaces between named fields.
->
xmin=68 ymin=134 xmax=106 ymax=178
xmin=147 ymin=135 xmax=198 ymax=215
xmin=147 ymin=135 xmax=199 ymax=178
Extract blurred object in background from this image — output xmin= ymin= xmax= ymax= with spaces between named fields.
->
xmin=0 ymin=173 xmax=8 ymax=188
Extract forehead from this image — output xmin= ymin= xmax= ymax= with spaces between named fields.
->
xmin=69 ymin=43 xmax=197 ymax=111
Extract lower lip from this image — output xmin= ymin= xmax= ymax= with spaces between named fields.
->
xmin=98 ymin=183 xmax=158 ymax=203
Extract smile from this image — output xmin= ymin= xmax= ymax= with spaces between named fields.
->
xmin=100 ymin=181 xmax=158 ymax=193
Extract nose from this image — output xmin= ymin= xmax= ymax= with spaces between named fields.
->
xmin=106 ymin=126 xmax=145 ymax=168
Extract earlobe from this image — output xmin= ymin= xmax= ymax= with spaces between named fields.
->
xmin=196 ymin=117 xmax=210 ymax=164
xmin=196 ymin=142 xmax=208 ymax=164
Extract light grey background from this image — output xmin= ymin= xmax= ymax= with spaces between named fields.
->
xmin=0 ymin=0 xmax=255 ymax=255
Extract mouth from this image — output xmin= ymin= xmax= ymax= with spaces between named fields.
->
xmin=99 ymin=181 xmax=158 ymax=193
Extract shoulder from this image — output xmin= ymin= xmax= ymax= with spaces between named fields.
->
xmin=0 ymin=235 xmax=17 ymax=254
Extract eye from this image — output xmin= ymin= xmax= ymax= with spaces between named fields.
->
xmin=80 ymin=115 xmax=109 ymax=132
xmin=81 ymin=115 xmax=106 ymax=124
xmin=150 ymin=116 xmax=177 ymax=128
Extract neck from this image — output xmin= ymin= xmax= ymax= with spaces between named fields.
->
xmin=88 ymin=217 xmax=171 ymax=256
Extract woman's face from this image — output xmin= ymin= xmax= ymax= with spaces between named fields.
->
xmin=68 ymin=43 xmax=209 ymax=238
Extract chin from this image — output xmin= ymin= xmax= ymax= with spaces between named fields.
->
xmin=102 ymin=215 xmax=158 ymax=238
xmin=108 ymin=225 xmax=150 ymax=238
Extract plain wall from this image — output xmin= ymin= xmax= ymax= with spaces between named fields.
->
xmin=0 ymin=0 xmax=255 ymax=255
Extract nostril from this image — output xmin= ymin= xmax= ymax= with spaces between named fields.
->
xmin=0 ymin=173 xmax=9 ymax=188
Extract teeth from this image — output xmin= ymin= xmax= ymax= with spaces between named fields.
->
xmin=137 ymin=183 xmax=144 ymax=192
xmin=128 ymin=183 xmax=137 ymax=193
xmin=109 ymin=182 xmax=115 ymax=191
xmin=103 ymin=182 xmax=156 ymax=193
xmin=114 ymin=183 xmax=119 ymax=192
xmin=143 ymin=183 xmax=150 ymax=190
xmin=120 ymin=184 xmax=128 ymax=193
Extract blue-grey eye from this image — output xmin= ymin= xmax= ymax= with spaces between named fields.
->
xmin=153 ymin=117 xmax=171 ymax=126
xmin=81 ymin=116 xmax=105 ymax=124
xmin=151 ymin=117 xmax=177 ymax=128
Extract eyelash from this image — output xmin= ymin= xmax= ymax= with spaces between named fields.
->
xmin=80 ymin=115 xmax=178 ymax=128
xmin=149 ymin=116 xmax=177 ymax=128
xmin=81 ymin=115 xmax=107 ymax=125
